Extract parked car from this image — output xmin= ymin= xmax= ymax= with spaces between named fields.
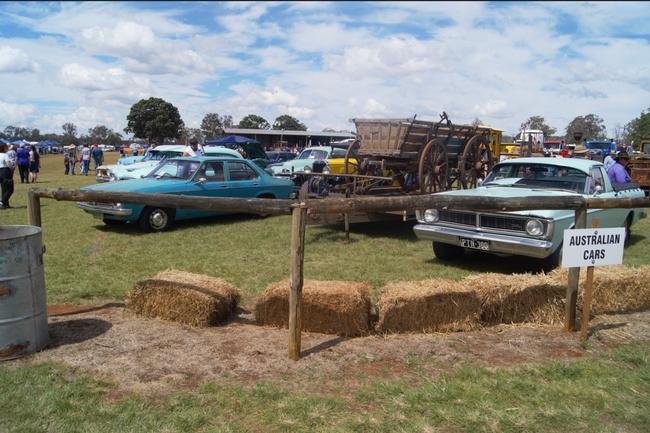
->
xmin=266 ymin=151 xmax=296 ymax=163
xmin=96 ymin=145 xmax=242 ymax=182
xmin=78 ymin=157 xmax=295 ymax=232
xmin=413 ymin=157 xmax=646 ymax=270
xmin=266 ymin=145 xmax=356 ymax=176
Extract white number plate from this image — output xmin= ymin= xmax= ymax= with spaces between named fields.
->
xmin=460 ymin=238 xmax=490 ymax=251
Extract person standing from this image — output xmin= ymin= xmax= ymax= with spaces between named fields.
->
xmin=6 ymin=144 xmax=16 ymax=178
xmin=28 ymin=145 xmax=40 ymax=183
xmin=91 ymin=144 xmax=104 ymax=170
xmin=16 ymin=143 xmax=30 ymax=183
xmin=80 ymin=144 xmax=91 ymax=175
xmin=0 ymin=144 xmax=14 ymax=208
xmin=604 ymin=150 xmax=616 ymax=171
xmin=182 ymin=138 xmax=204 ymax=157
xmin=607 ymin=151 xmax=632 ymax=184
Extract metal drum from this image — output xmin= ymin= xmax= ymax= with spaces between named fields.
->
xmin=0 ymin=225 xmax=48 ymax=361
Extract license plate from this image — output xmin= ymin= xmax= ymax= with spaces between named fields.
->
xmin=460 ymin=238 xmax=490 ymax=251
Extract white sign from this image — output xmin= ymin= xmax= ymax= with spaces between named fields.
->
xmin=562 ymin=227 xmax=626 ymax=268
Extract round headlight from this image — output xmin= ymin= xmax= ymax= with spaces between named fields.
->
xmin=304 ymin=167 xmax=312 ymax=174
xmin=424 ymin=209 xmax=439 ymax=223
xmin=525 ymin=219 xmax=544 ymax=236
xmin=322 ymin=169 xmax=331 ymax=175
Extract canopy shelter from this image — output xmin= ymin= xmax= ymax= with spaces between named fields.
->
xmin=0 ymin=138 xmax=10 ymax=144
xmin=205 ymin=135 xmax=266 ymax=159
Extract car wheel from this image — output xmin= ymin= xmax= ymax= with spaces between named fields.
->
xmin=432 ymin=241 xmax=464 ymax=261
xmin=102 ymin=218 xmax=126 ymax=226
xmin=539 ymin=244 xmax=562 ymax=273
xmin=138 ymin=207 xmax=175 ymax=232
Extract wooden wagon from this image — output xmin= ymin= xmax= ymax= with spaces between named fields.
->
xmin=341 ymin=113 xmax=500 ymax=195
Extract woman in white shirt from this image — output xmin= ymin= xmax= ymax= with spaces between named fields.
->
xmin=0 ymin=143 xmax=14 ymax=208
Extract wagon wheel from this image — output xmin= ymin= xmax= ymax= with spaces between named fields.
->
xmin=343 ymin=139 xmax=370 ymax=194
xmin=418 ymin=138 xmax=449 ymax=193
xmin=458 ymin=134 xmax=493 ymax=189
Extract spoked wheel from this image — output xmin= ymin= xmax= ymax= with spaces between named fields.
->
xmin=344 ymin=139 xmax=361 ymax=176
xmin=458 ymin=134 xmax=493 ymax=189
xmin=418 ymin=138 xmax=449 ymax=193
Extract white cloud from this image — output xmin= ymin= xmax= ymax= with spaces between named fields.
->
xmin=0 ymin=101 xmax=35 ymax=124
xmin=0 ymin=46 xmax=38 ymax=73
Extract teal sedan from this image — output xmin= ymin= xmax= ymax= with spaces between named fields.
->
xmin=414 ymin=157 xmax=646 ymax=270
xmin=77 ymin=157 xmax=295 ymax=232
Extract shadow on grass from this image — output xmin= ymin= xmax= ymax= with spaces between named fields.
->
xmin=47 ymin=318 xmax=113 ymax=348
xmin=426 ymin=250 xmax=550 ymax=275
xmin=302 ymin=336 xmax=348 ymax=357
xmin=310 ymin=220 xmax=419 ymax=243
xmin=628 ymin=233 xmax=645 ymax=247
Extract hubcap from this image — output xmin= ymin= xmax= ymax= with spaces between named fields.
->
xmin=150 ymin=210 xmax=168 ymax=229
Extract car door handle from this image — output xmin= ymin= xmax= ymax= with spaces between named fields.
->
xmin=252 ymin=183 xmax=259 ymax=186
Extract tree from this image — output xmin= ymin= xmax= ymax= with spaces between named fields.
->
xmin=124 ymin=97 xmax=184 ymax=146
xmin=564 ymin=114 xmax=607 ymax=142
xmin=61 ymin=122 xmax=78 ymax=145
xmin=272 ymin=114 xmax=307 ymax=131
xmin=237 ymin=114 xmax=270 ymax=129
xmin=471 ymin=118 xmax=483 ymax=128
xmin=87 ymin=125 xmax=110 ymax=143
xmin=625 ymin=108 xmax=650 ymax=149
xmin=181 ymin=127 xmax=204 ymax=145
xmin=222 ymin=115 xmax=233 ymax=128
xmin=520 ymin=116 xmax=557 ymax=137
xmin=200 ymin=113 xmax=224 ymax=139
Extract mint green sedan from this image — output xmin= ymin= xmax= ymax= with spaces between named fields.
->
xmin=414 ymin=157 xmax=646 ymax=270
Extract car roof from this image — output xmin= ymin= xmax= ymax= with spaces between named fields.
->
xmin=497 ymin=157 xmax=601 ymax=174
xmin=171 ymin=156 xmax=252 ymax=162
xmin=150 ymin=145 xmax=185 ymax=151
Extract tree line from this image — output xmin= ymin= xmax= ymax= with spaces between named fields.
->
xmin=4 ymin=96 xmax=650 ymax=149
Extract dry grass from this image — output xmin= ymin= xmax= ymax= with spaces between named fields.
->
xmin=254 ymin=279 xmax=372 ymax=336
xmin=550 ymin=265 xmax=650 ymax=315
xmin=375 ymin=279 xmax=481 ymax=333
xmin=464 ymin=273 xmax=566 ymax=326
xmin=126 ymin=269 xmax=240 ymax=327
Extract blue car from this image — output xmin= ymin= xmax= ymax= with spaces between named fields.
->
xmin=77 ymin=157 xmax=295 ymax=232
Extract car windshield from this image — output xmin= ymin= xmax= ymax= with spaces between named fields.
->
xmin=586 ymin=142 xmax=612 ymax=150
xmin=142 ymin=150 xmax=181 ymax=162
xmin=297 ymin=149 xmax=328 ymax=160
xmin=145 ymin=160 xmax=201 ymax=180
xmin=483 ymin=163 xmax=588 ymax=193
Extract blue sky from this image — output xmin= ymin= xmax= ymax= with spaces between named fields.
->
xmin=0 ymin=1 xmax=649 ymax=138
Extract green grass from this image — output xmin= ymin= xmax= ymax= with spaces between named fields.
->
xmin=4 ymin=153 xmax=650 ymax=304
xmin=1 ymin=345 xmax=649 ymax=433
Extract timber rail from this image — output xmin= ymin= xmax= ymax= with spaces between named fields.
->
xmin=25 ymin=187 xmax=650 ymax=360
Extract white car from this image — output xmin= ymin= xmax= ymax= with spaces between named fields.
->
xmin=96 ymin=145 xmax=243 ymax=182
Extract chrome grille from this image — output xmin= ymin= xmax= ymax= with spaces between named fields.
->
xmin=480 ymin=215 xmax=526 ymax=232
xmin=438 ymin=210 xmax=476 ymax=226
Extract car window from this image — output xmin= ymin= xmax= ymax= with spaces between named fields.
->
xmin=331 ymin=148 xmax=347 ymax=158
xmin=148 ymin=160 xmax=201 ymax=180
xmin=298 ymin=149 xmax=328 ymax=160
xmin=587 ymin=167 xmax=605 ymax=194
xmin=228 ymin=161 xmax=259 ymax=181
xmin=484 ymin=163 xmax=588 ymax=193
xmin=198 ymin=161 xmax=225 ymax=181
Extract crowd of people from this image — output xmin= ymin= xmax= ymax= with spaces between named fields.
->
xmin=0 ymin=143 xmax=41 ymax=209
xmin=63 ymin=144 xmax=104 ymax=175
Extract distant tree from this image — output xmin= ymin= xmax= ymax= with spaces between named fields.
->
xmin=564 ymin=114 xmax=607 ymax=142
xmin=272 ymin=114 xmax=307 ymax=131
xmin=200 ymin=113 xmax=224 ymax=139
xmin=222 ymin=115 xmax=233 ymax=128
xmin=3 ymin=126 xmax=40 ymax=141
xmin=124 ymin=97 xmax=184 ymax=146
xmin=87 ymin=125 xmax=110 ymax=143
xmin=520 ymin=116 xmax=557 ymax=137
xmin=625 ymin=109 xmax=650 ymax=150
xmin=61 ymin=122 xmax=78 ymax=145
xmin=237 ymin=114 xmax=270 ymax=129
xmin=105 ymin=131 xmax=123 ymax=147
xmin=471 ymin=117 xmax=483 ymax=128
xmin=180 ymin=127 xmax=204 ymax=145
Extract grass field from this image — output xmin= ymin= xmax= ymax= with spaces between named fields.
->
xmin=3 ymin=152 xmax=650 ymax=304
xmin=2 ymin=153 xmax=650 ymax=432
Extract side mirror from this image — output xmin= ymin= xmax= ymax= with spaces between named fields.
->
xmin=195 ymin=177 xmax=207 ymax=185
xmin=477 ymin=179 xmax=483 ymax=187
xmin=594 ymin=185 xmax=603 ymax=195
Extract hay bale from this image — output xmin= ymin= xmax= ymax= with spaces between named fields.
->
xmin=550 ymin=265 xmax=650 ymax=315
xmin=375 ymin=280 xmax=481 ymax=333
xmin=254 ymin=280 xmax=371 ymax=336
xmin=127 ymin=269 xmax=240 ymax=327
xmin=464 ymin=273 xmax=565 ymax=325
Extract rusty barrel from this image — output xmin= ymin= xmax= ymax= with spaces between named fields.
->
xmin=0 ymin=226 xmax=48 ymax=361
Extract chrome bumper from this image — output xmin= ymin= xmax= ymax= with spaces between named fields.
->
xmin=413 ymin=224 xmax=554 ymax=258
xmin=77 ymin=202 xmax=133 ymax=217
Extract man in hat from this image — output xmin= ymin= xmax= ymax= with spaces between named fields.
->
xmin=572 ymin=144 xmax=588 ymax=159
xmin=607 ymin=151 xmax=632 ymax=184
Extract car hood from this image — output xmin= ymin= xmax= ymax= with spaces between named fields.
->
xmin=268 ymin=159 xmax=314 ymax=173
xmin=435 ymin=186 xmax=583 ymax=219
xmin=82 ymin=177 xmax=185 ymax=193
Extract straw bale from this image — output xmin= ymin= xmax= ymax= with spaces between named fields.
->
xmin=254 ymin=280 xmax=371 ymax=336
xmin=375 ymin=279 xmax=481 ymax=333
xmin=550 ymin=265 xmax=650 ymax=315
xmin=127 ymin=270 xmax=240 ymax=327
xmin=464 ymin=273 xmax=565 ymax=325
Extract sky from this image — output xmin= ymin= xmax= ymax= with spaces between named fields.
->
xmin=0 ymin=1 xmax=649 ymax=138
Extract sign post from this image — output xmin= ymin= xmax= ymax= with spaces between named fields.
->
xmin=562 ymin=221 xmax=625 ymax=340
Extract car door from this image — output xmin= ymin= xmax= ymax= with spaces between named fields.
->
xmin=225 ymin=160 xmax=264 ymax=198
xmin=586 ymin=166 xmax=628 ymax=227
xmin=175 ymin=160 xmax=228 ymax=218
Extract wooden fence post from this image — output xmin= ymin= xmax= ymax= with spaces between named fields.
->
xmin=565 ymin=206 xmax=587 ymax=332
xmin=27 ymin=189 xmax=42 ymax=227
xmin=580 ymin=218 xmax=599 ymax=340
xmin=288 ymin=185 xmax=308 ymax=361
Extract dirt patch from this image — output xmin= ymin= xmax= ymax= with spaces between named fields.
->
xmin=17 ymin=305 xmax=650 ymax=398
